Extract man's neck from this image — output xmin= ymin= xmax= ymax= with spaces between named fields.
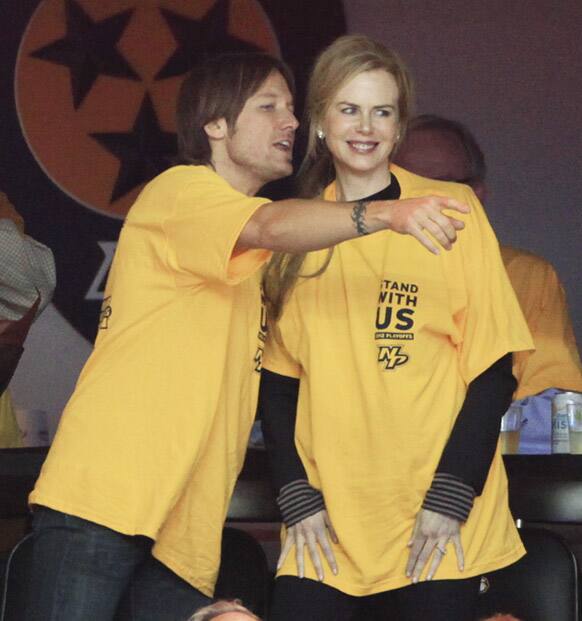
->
xmin=211 ymin=158 xmax=262 ymax=196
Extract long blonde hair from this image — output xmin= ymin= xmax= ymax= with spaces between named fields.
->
xmin=263 ymin=35 xmax=414 ymax=328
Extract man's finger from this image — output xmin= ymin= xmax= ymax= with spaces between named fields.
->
xmin=410 ymin=227 xmax=440 ymax=255
xmin=435 ymin=196 xmax=470 ymax=214
xmin=421 ymin=219 xmax=453 ymax=251
xmin=428 ymin=212 xmax=459 ymax=243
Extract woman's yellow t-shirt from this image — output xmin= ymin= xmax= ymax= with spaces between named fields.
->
xmin=264 ymin=165 xmax=534 ymax=596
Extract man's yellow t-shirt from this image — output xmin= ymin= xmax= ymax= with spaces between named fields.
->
xmin=264 ymin=165 xmax=534 ymax=596
xmin=500 ymin=246 xmax=582 ymax=399
xmin=30 ymin=166 xmax=270 ymax=596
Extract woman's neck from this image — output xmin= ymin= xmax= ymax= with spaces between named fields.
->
xmin=334 ymin=166 xmax=392 ymax=202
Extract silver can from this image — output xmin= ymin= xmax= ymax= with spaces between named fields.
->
xmin=552 ymin=391 xmax=582 ymax=453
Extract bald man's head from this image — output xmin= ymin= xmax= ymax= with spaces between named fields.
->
xmin=395 ymin=115 xmax=488 ymax=203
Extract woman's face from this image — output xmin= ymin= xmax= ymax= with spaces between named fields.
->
xmin=321 ymin=69 xmax=400 ymax=182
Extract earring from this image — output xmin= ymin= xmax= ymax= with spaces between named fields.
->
xmin=316 ymin=129 xmax=325 ymax=140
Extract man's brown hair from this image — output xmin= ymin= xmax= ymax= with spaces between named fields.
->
xmin=176 ymin=52 xmax=294 ymax=167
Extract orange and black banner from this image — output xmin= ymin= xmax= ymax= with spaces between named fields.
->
xmin=0 ymin=0 xmax=345 ymax=341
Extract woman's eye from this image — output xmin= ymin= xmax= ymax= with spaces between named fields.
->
xmin=341 ymin=107 xmax=356 ymax=115
xmin=261 ymin=104 xmax=275 ymax=111
xmin=376 ymin=109 xmax=391 ymax=117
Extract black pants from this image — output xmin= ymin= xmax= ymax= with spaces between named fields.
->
xmin=269 ymin=575 xmax=481 ymax=621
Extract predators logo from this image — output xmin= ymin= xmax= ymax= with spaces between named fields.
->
xmin=15 ymin=0 xmax=280 ymax=218
xmin=377 ymin=345 xmax=409 ymax=370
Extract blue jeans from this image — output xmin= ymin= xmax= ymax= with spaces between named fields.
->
xmin=23 ymin=507 xmax=210 ymax=621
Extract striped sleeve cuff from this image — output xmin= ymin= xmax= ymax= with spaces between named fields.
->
xmin=421 ymin=472 xmax=476 ymax=522
xmin=277 ymin=479 xmax=326 ymax=527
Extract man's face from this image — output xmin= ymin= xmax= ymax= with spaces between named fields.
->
xmin=222 ymin=70 xmax=298 ymax=193
xmin=395 ymin=127 xmax=473 ymax=185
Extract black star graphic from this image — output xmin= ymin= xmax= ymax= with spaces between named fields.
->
xmin=156 ymin=0 xmax=261 ymax=80
xmin=30 ymin=0 xmax=139 ymax=109
xmin=89 ymin=93 xmax=177 ymax=203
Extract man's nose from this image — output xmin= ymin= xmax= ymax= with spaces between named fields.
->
xmin=282 ymin=109 xmax=299 ymax=130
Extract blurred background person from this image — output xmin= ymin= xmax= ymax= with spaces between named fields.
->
xmin=0 ymin=190 xmax=56 ymax=448
xmin=394 ymin=114 xmax=582 ymax=402
xmin=188 ymin=599 xmax=260 ymax=621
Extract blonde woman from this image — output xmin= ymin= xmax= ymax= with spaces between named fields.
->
xmin=260 ymin=35 xmax=532 ymax=620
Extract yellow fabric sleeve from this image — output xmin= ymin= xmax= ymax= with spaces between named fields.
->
xmin=163 ymin=169 xmax=270 ymax=285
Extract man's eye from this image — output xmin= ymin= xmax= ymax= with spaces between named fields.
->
xmin=261 ymin=104 xmax=275 ymax=111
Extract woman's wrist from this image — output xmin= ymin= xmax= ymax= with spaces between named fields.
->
xmin=277 ymin=479 xmax=326 ymax=527
xmin=421 ymin=472 xmax=476 ymax=522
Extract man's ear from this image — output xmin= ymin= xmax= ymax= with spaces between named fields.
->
xmin=204 ymin=118 xmax=228 ymax=140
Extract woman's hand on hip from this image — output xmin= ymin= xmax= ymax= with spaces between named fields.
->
xmin=278 ymin=509 xmax=339 ymax=581
xmin=405 ymin=508 xmax=464 ymax=583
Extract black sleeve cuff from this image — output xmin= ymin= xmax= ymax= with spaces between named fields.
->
xmin=277 ymin=479 xmax=326 ymax=527
xmin=421 ymin=472 xmax=476 ymax=522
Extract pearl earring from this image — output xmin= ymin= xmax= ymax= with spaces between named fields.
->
xmin=316 ymin=129 xmax=325 ymax=140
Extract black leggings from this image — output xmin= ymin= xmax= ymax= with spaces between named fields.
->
xmin=268 ymin=575 xmax=481 ymax=621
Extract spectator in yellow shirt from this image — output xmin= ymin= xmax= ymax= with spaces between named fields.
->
xmin=395 ymin=114 xmax=582 ymax=399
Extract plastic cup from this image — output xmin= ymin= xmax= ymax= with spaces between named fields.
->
xmin=567 ymin=404 xmax=582 ymax=454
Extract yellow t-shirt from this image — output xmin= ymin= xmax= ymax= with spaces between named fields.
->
xmin=264 ymin=164 xmax=534 ymax=596
xmin=30 ymin=166 xmax=270 ymax=596
xmin=500 ymin=246 xmax=582 ymax=399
